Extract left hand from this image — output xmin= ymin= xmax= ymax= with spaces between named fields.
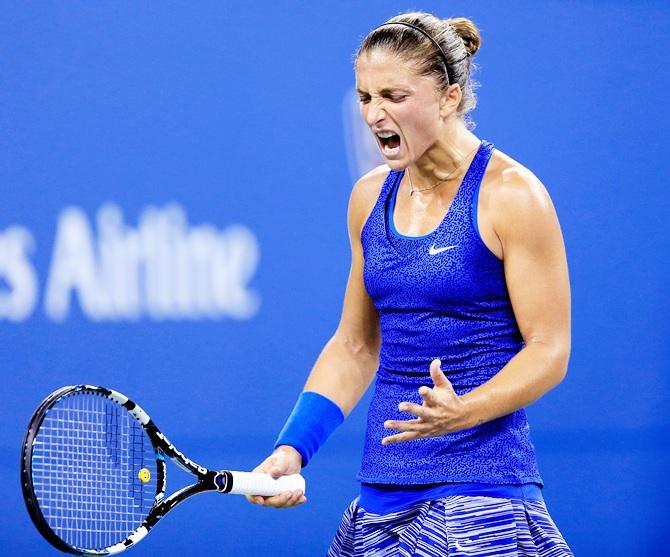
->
xmin=382 ymin=359 xmax=473 ymax=445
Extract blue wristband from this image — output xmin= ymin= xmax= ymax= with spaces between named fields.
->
xmin=274 ymin=391 xmax=345 ymax=467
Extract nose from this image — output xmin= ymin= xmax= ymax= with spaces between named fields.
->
xmin=364 ymin=98 xmax=386 ymax=128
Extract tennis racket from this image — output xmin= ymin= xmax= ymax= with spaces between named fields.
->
xmin=21 ymin=385 xmax=305 ymax=555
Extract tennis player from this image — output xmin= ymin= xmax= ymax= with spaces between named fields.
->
xmin=248 ymin=11 xmax=574 ymax=556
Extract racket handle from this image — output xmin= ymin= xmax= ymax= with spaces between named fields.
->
xmin=226 ymin=471 xmax=306 ymax=496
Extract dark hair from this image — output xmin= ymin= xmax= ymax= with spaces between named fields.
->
xmin=356 ymin=12 xmax=482 ymax=130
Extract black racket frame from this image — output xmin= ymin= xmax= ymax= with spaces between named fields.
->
xmin=21 ymin=385 xmax=237 ymax=556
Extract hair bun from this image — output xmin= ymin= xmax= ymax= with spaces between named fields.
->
xmin=446 ymin=17 xmax=481 ymax=57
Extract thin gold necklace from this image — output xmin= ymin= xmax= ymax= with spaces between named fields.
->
xmin=407 ymin=144 xmax=480 ymax=196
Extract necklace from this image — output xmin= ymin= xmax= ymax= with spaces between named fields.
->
xmin=407 ymin=143 xmax=480 ymax=196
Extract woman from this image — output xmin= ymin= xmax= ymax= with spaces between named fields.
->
xmin=248 ymin=11 xmax=573 ymax=556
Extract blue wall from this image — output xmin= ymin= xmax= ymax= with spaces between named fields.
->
xmin=1 ymin=1 xmax=668 ymax=555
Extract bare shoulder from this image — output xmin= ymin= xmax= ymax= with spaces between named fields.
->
xmin=348 ymin=164 xmax=391 ymax=238
xmin=351 ymin=164 xmax=390 ymax=204
xmin=483 ymin=148 xmax=557 ymax=239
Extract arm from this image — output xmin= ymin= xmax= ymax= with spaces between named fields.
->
xmin=461 ymin=166 xmax=571 ymax=424
xmin=301 ymin=170 xmax=383 ymax=415
xmin=248 ymin=168 xmax=385 ymax=506
xmin=383 ymin=167 xmax=571 ymax=443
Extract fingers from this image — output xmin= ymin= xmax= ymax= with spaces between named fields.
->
xmin=396 ymin=401 xmax=430 ymax=419
xmin=254 ymin=450 xmax=301 ymax=479
xmin=429 ymin=358 xmax=451 ymax=389
xmin=418 ymin=386 xmax=438 ymax=407
xmin=384 ymin=417 xmax=422 ymax=432
xmin=268 ymin=464 xmax=285 ymax=479
xmin=247 ymin=489 xmax=307 ymax=509
xmin=382 ymin=431 xmax=420 ymax=445
xmin=251 ymin=455 xmax=280 ymax=476
xmin=378 ymin=361 xmax=462 ymax=447
xmin=430 ymin=360 xmax=454 ymax=393
xmin=246 ymin=448 xmax=306 ymax=509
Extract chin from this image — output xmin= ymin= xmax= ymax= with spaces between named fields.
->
xmin=382 ymin=158 xmax=409 ymax=172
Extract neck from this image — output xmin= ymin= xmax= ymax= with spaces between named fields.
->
xmin=408 ymin=119 xmax=480 ymax=188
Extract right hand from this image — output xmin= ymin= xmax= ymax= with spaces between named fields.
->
xmin=245 ymin=445 xmax=307 ymax=509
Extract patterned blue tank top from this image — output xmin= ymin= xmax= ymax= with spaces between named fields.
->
xmin=358 ymin=140 xmax=543 ymax=486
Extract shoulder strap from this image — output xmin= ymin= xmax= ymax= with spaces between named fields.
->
xmin=361 ymin=169 xmax=401 ymax=246
xmin=458 ymin=141 xmax=495 ymax=204
xmin=468 ymin=141 xmax=495 ymax=186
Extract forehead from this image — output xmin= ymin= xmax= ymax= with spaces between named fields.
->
xmin=355 ymin=49 xmax=429 ymax=91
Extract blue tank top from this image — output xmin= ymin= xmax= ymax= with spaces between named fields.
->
xmin=357 ymin=140 xmax=543 ymax=489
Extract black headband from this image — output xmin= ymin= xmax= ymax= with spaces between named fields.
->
xmin=374 ymin=21 xmax=469 ymax=85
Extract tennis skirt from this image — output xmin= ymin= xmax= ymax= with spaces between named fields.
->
xmin=327 ymin=495 xmax=573 ymax=557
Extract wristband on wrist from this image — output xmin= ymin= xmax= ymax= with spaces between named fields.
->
xmin=274 ymin=391 xmax=345 ymax=467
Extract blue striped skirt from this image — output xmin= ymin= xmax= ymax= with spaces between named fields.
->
xmin=327 ymin=495 xmax=573 ymax=557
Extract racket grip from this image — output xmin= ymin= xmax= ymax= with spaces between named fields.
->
xmin=226 ymin=471 xmax=306 ymax=496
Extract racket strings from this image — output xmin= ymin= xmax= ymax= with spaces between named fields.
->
xmin=31 ymin=393 xmax=157 ymax=551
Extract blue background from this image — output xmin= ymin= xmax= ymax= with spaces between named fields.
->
xmin=1 ymin=1 xmax=669 ymax=555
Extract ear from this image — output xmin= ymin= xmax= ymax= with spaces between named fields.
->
xmin=439 ymin=84 xmax=462 ymax=118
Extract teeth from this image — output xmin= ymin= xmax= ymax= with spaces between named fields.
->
xmin=377 ymin=131 xmax=397 ymax=138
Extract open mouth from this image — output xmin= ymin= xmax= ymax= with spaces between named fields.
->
xmin=377 ymin=131 xmax=401 ymax=155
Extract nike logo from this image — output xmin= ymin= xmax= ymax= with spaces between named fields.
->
xmin=429 ymin=243 xmax=458 ymax=255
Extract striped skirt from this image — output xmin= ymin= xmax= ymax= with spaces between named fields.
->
xmin=327 ymin=496 xmax=573 ymax=557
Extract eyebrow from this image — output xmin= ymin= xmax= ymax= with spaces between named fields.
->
xmin=356 ymin=87 xmax=411 ymax=96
